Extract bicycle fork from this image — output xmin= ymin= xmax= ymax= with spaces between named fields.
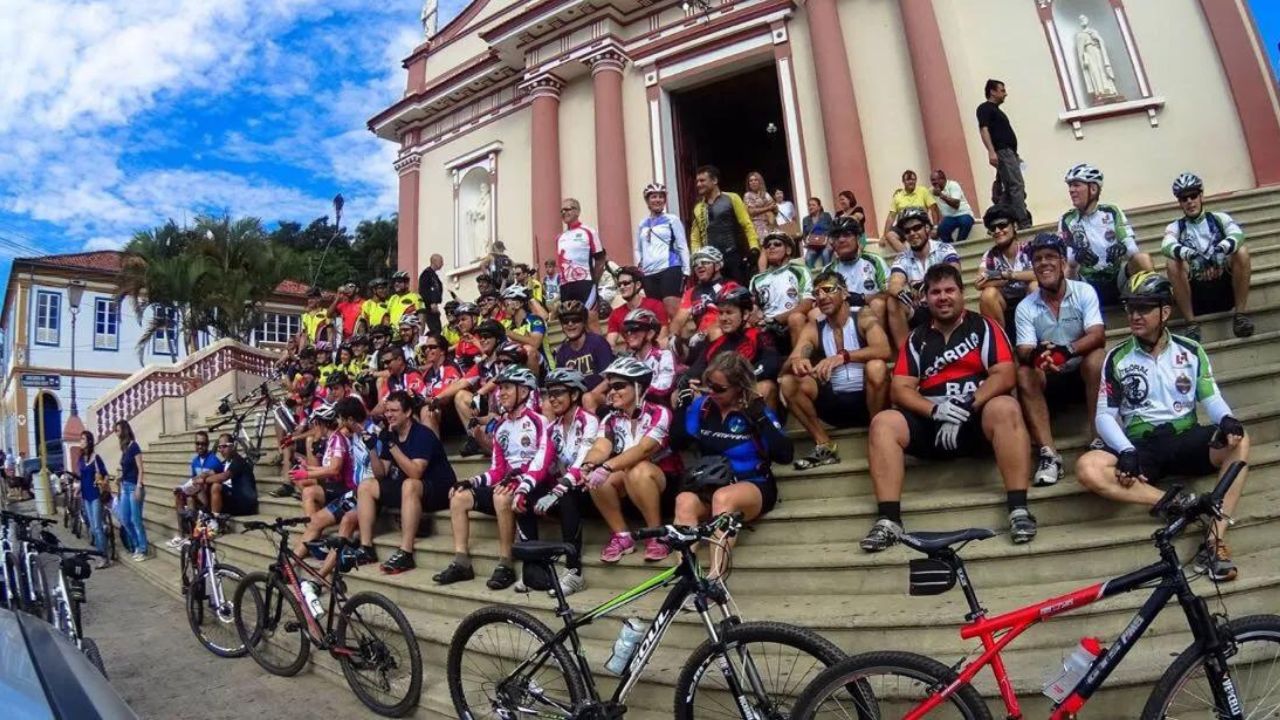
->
xmin=693 ymin=597 xmax=768 ymax=720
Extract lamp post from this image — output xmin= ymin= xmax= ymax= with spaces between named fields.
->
xmin=67 ymin=280 xmax=85 ymax=416
xmin=44 ymin=280 xmax=86 ymax=517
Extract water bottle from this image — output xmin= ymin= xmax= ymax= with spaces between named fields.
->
xmin=605 ymin=618 xmax=647 ymax=675
xmin=1042 ymin=637 xmax=1102 ymax=703
xmin=300 ymin=581 xmax=325 ymax=619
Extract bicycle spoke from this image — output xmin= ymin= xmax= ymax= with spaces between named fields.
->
xmin=457 ymin=619 xmax=575 ymax=718
xmin=1161 ymin=632 xmax=1280 ymax=719
xmin=341 ymin=603 xmax=415 ymax=707
xmin=692 ymin=640 xmax=830 ymax=718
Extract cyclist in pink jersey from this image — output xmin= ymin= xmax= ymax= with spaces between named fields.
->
xmin=293 ymin=397 xmax=367 ymax=563
xmin=286 ymin=404 xmax=354 ymax=551
xmin=617 ymin=307 xmax=676 ymax=404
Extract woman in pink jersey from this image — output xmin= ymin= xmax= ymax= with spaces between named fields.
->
xmin=286 ymin=403 xmax=356 ymax=558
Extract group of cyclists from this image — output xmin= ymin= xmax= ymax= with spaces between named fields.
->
xmin=209 ymin=162 xmax=1254 ymax=600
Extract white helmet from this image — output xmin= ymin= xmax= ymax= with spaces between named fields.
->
xmin=1171 ymin=172 xmax=1203 ymax=198
xmin=1064 ymin=163 xmax=1104 ymax=187
xmin=642 ymin=182 xmax=667 ymax=199
xmin=501 ymin=284 xmax=530 ymax=302
xmin=603 ymin=356 xmax=654 ymax=386
xmin=691 ymin=246 xmax=724 ymax=266
xmin=495 ymin=365 xmax=539 ymax=391
xmin=312 ymin=403 xmax=337 ymax=422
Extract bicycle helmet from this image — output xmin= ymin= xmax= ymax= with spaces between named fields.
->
xmin=340 ymin=282 xmax=358 ymax=294
xmin=691 ymin=246 xmax=724 ymax=266
xmin=369 ymin=277 xmax=388 ymax=288
xmin=543 ymin=367 xmax=589 ymax=393
xmin=455 ymin=302 xmax=480 ymax=317
xmin=369 ymin=324 xmax=392 ymax=338
xmin=392 ymin=270 xmax=411 ymax=282
xmin=829 ymin=216 xmax=863 ymax=237
xmin=1172 ymin=172 xmax=1204 ymax=199
xmin=349 ymin=334 xmax=368 ymax=346
xmin=314 ymin=340 xmax=332 ymax=353
xmin=557 ymin=300 xmax=588 ymax=322
xmin=475 ymin=319 xmax=506 ymax=340
xmin=642 ymin=182 xmax=667 ymax=199
xmin=895 ymin=207 xmax=932 ymax=230
xmin=760 ymin=231 xmax=796 ymax=253
xmin=397 ymin=315 xmax=420 ymax=329
xmin=622 ymin=307 xmax=661 ymax=330
xmin=1064 ymin=163 xmax=1104 ymax=187
xmin=982 ymin=204 xmax=1018 ymax=229
xmin=325 ymin=371 xmax=350 ymax=388
xmin=717 ymin=285 xmax=755 ymax=312
xmin=496 ymin=341 xmax=528 ymax=364
xmin=682 ymin=456 xmax=736 ymax=493
xmin=444 ymin=300 xmax=460 ymax=315
xmin=1122 ymin=271 xmax=1174 ymax=306
xmin=495 ymin=365 xmax=539 ymax=391
xmin=312 ymin=403 xmax=337 ymax=423
xmin=501 ymin=284 xmax=530 ymax=302
xmin=603 ymin=356 xmax=654 ymax=386
xmin=1025 ymin=232 xmax=1067 ymax=258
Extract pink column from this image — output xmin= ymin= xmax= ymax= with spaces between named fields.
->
xmin=527 ymin=75 xmax=565 ymax=266
xmin=395 ymin=153 xmax=421 ymax=286
xmin=1197 ymin=0 xmax=1280 ymax=185
xmin=897 ymin=0 xmax=977 ymax=203
xmin=586 ymin=49 xmax=633 ymax=264
xmin=804 ymin=0 xmax=876 ymax=229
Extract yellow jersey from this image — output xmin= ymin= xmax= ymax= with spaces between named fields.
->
xmin=301 ymin=310 xmax=330 ymax=342
xmin=388 ymin=292 xmax=423 ymax=325
xmin=361 ymin=298 xmax=391 ymax=328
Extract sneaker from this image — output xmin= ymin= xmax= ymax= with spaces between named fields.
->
xmin=643 ymin=538 xmax=670 ymax=562
xmin=270 ymin=483 xmax=296 ymax=498
xmin=1195 ymin=541 xmax=1239 ymax=582
xmin=1233 ymin=313 xmax=1254 ymax=339
xmin=459 ymin=438 xmax=484 ymax=458
xmin=95 ymin=557 xmax=110 ymax=570
xmin=432 ymin=561 xmax=474 ymax=585
xmin=1182 ymin=323 xmax=1201 ymax=342
xmin=548 ymin=568 xmax=587 ymax=597
xmin=353 ymin=545 xmax=378 ymax=566
xmin=486 ymin=564 xmax=517 ymax=590
xmin=380 ymin=549 xmax=416 ymax=575
xmin=860 ymin=518 xmax=902 ymax=553
xmin=133 ymin=551 xmax=150 ymax=562
xmin=1088 ymin=437 xmax=1108 ymax=452
xmin=794 ymin=443 xmax=839 ymax=471
xmin=165 ymin=536 xmax=185 ymax=549
xmin=1033 ymin=447 xmax=1063 ymax=487
xmin=600 ymin=533 xmax=636 ymax=564
xmin=1009 ymin=508 xmax=1038 ymax=544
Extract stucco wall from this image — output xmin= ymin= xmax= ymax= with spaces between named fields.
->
xmin=558 ymin=77 xmax=599 ymax=228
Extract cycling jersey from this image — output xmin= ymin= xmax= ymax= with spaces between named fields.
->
xmin=607 ymin=298 xmax=669 ymax=336
xmin=378 ymin=370 xmax=426 ymax=401
xmin=508 ymin=312 xmax=549 ymax=364
xmin=350 ymin=433 xmax=373 ymax=484
xmin=680 ymin=279 xmax=740 ymax=333
xmin=1160 ymin=211 xmax=1244 ymax=281
xmin=462 ymin=356 xmax=500 ymax=388
xmin=450 ymin=333 xmax=482 ymax=370
xmin=686 ymin=328 xmax=781 ymax=381
xmin=816 ymin=316 xmax=866 ymax=393
xmin=388 ymin=292 xmax=423 ymax=326
xmin=421 ymin=362 xmax=462 ymax=398
xmin=1057 ymin=204 xmax=1137 ymax=281
xmin=896 ymin=310 xmax=1014 ymax=400
xmin=635 ymin=213 xmax=691 ymax=275
xmin=557 ymin=222 xmax=603 ymax=283
xmin=345 ymin=359 xmax=367 ymax=379
xmin=551 ymin=407 xmax=600 ymax=481
xmin=824 ymin=253 xmax=889 ymax=296
xmin=630 ymin=345 xmax=676 ymax=401
xmin=476 ymin=407 xmax=553 ymax=493
xmin=750 ymin=262 xmax=812 ymax=319
xmin=599 ymin=401 xmax=681 ymax=474
xmin=361 ymin=298 xmax=391 ymax=328
xmin=333 ymin=300 xmax=364 ymax=336
xmin=322 ymin=431 xmax=356 ymax=493
xmin=301 ymin=310 xmax=330 ymax=342
xmin=317 ymin=363 xmax=340 ymax=387
xmin=674 ymin=395 xmax=790 ymax=483
xmin=1098 ymin=332 xmax=1232 ymax=443
xmin=981 ymin=244 xmax=1033 ymax=299
xmin=1014 ymin=279 xmax=1103 ymax=359
xmin=890 ymin=241 xmax=961 ymax=287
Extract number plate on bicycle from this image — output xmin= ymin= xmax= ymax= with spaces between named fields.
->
xmin=908 ymin=558 xmax=956 ymax=596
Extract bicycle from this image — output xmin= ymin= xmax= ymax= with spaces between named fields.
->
xmin=233 ymin=516 xmax=423 ymax=718
xmin=26 ymin=532 xmax=109 ymax=676
xmin=59 ymin=472 xmax=81 ymax=537
xmin=1 ymin=509 xmax=57 ymax=618
xmin=178 ymin=508 xmax=247 ymax=658
xmin=209 ymin=382 xmax=281 ymax=463
xmin=789 ymin=461 xmax=1277 ymax=719
xmin=447 ymin=512 xmax=848 ymax=719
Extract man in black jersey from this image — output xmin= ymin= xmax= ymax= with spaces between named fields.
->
xmin=862 ymin=264 xmax=1036 ymax=551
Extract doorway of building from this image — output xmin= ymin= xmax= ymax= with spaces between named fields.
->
xmin=34 ymin=392 xmax=63 ymax=470
xmin=669 ymin=61 xmax=793 ymax=228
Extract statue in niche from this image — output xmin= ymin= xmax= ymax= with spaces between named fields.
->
xmin=466 ymin=180 xmax=492 ymax=260
xmin=421 ymin=0 xmax=439 ymax=39
xmin=1075 ymin=14 xmax=1122 ymax=103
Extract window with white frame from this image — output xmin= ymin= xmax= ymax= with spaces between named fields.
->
xmin=94 ymin=298 xmax=119 ymax=350
xmin=257 ymin=313 xmax=300 ymax=344
xmin=152 ymin=306 xmax=177 ymax=356
xmin=34 ymin=291 xmax=60 ymax=346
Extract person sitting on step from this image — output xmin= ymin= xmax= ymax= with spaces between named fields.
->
xmin=438 ymin=319 xmax=506 ymax=457
xmin=885 ymin=207 xmax=961 ymax=351
xmin=682 ymin=286 xmax=783 ymax=410
xmin=285 ymin=404 xmax=356 ymax=538
xmin=616 ymin=307 xmax=677 ymax=406
xmin=749 ymin=231 xmax=813 ymax=353
xmin=292 ymin=397 xmax=367 ymax=562
xmin=975 ymin=204 xmax=1035 ymax=332
xmin=1057 ymin=163 xmax=1155 ymax=308
xmin=166 ymin=430 xmax=223 ymax=548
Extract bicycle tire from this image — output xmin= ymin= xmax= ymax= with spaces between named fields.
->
xmin=336 ymin=591 xmax=424 ymax=717
xmin=447 ymin=605 xmax=587 ymax=719
xmin=674 ymin=620 xmax=849 ymax=720
xmin=1141 ymin=614 xmax=1280 ymax=719
xmin=234 ymin=572 xmax=311 ymax=676
xmin=187 ymin=563 xmax=248 ymax=659
xmin=790 ymin=650 xmax=992 ymax=720
xmin=10 ymin=550 xmax=33 ymax=616
xmin=103 ymin=513 xmax=118 ymax=562
xmin=33 ymin=555 xmax=56 ymax=625
xmin=81 ymin=637 xmax=107 ymax=678
xmin=70 ymin=501 xmax=82 ymax=539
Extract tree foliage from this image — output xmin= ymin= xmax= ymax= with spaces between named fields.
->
xmin=269 ymin=215 xmax=397 ymax=290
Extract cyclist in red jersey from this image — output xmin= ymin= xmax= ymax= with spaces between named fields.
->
xmin=682 ymin=286 xmax=783 ymax=408
xmin=418 ymin=333 xmax=462 ymax=435
xmin=861 ymin=264 xmax=1036 ymax=552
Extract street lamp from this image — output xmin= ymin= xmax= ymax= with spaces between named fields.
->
xmin=67 ymin=280 xmax=85 ymax=416
xmin=42 ymin=279 xmax=87 ymax=517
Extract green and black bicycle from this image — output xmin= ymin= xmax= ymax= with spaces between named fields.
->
xmin=447 ymin=512 xmax=847 ymax=719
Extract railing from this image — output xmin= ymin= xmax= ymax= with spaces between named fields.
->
xmin=89 ymin=339 xmax=277 ymax=436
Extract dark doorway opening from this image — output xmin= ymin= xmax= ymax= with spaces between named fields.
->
xmin=670 ymin=62 xmax=792 ymax=227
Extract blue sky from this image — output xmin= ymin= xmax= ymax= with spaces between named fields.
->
xmin=1253 ymin=0 xmax=1280 ymax=79
xmin=0 ymin=0 xmax=472 ymax=290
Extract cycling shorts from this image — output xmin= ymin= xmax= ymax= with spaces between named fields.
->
xmin=681 ymin=478 xmax=778 ymax=517
xmin=1102 ymin=424 xmax=1218 ymax=482
xmin=324 ymin=490 xmax=357 ymax=521
xmin=559 ymin=280 xmax=598 ymax=309
xmin=219 ymin=487 xmax=258 ymax=517
xmin=815 ymin=387 xmax=869 ymax=429
xmin=470 ymin=483 xmax=552 ymax=517
xmin=642 ymin=267 xmax=685 ymax=301
xmin=902 ymin=410 xmax=990 ymax=460
xmin=1190 ymin=275 xmax=1234 ymax=316
xmin=1043 ymin=365 xmax=1088 ymax=406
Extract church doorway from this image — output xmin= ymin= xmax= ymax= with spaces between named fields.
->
xmin=669 ymin=62 xmax=793 ymax=230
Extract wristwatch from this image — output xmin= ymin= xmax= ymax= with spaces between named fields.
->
xmin=841 ymin=350 xmax=852 ymax=363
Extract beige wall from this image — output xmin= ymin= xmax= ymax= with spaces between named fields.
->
xmin=422 ymin=0 xmax=522 ymax=88
xmin=623 ymin=66 xmax=655 ymax=243
xmin=786 ymin=18 xmax=830 ymax=210
xmin=558 ymin=77 xmax=599 ymax=226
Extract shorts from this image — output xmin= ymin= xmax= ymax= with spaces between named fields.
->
xmin=376 ymin=474 xmax=451 ymax=513
xmin=687 ymin=479 xmax=778 ymax=517
xmin=1086 ymin=274 xmax=1123 ymax=307
xmin=219 ymin=487 xmax=258 ymax=516
xmin=471 ymin=483 xmax=553 ymax=516
xmin=323 ymin=485 xmax=347 ymax=506
xmin=560 ymin=280 xmax=598 ymax=309
xmin=1043 ymin=364 xmax=1088 ymax=406
xmin=642 ymin=267 xmax=685 ymax=300
xmin=815 ymin=386 xmax=870 ymax=428
xmin=903 ymin=411 xmax=990 ymax=460
xmin=1191 ymin=275 xmax=1234 ymax=316
xmin=176 ymin=479 xmax=201 ymax=497
xmin=324 ymin=490 xmax=357 ymax=521
xmin=1102 ymin=424 xmax=1219 ymax=483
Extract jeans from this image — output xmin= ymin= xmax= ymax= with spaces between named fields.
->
xmin=804 ymin=246 xmax=831 ymax=269
xmin=119 ymin=481 xmax=149 ymax=553
xmin=994 ymin=148 xmax=1031 ymax=227
xmin=84 ymin=497 xmax=107 ymax=556
xmin=938 ymin=214 xmax=975 ymax=243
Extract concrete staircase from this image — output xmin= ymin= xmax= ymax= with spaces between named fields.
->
xmin=130 ymin=187 xmax=1280 ymax=718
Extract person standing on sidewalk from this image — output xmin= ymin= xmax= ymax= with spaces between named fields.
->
xmin=115 ymin=420 xmax=149 ymax=561
xmin=977 ymin=79 xmax=1032 ymax=229
xmin=77 ymin=432 xmax=110 ymax=568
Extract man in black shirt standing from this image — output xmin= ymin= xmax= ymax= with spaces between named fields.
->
xmin=976 ymin=79 xmax=1031 ymax=229
xmin=418 ymin=253 xmax=445 ymax=335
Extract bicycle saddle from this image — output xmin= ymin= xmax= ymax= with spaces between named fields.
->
xmin=513 ymin=540 xmax=579 ymax=564
xmin=899 ymin=528 xmax=996 ymax=555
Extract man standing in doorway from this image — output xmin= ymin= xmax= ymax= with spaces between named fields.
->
xmin=419 ymin=254 xmax=445 ymax=335
xmin=690 ymin=165 xmax=761 ymax=285
xmin=976 ymin=79 xmax=1032 ymax=229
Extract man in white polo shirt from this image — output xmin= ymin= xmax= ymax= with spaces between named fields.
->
xmin=931 ymin=170 xmax=976 ymax=244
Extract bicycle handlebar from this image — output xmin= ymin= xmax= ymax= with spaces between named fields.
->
xmin=242 ymin=516 xmax=311 ymax=533
xmin=29 ymin=539 xmax=104 ymax=558
xmin=1162 ymin=460 xmax=1246 ymax=540
xmin=631 ymin=512 xmax=745 ymax=545
xmin=1 ymin=510 xmax=57 ymax=527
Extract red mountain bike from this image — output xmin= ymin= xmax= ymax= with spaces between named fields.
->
xmin=792 ymin=462 xmax=1277 ymax=719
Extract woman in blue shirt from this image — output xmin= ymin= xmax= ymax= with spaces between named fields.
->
xmin=78 ymin=431 xmax=110 ymax=567
xmin=115 ymin=420 xmax=149 ymax=560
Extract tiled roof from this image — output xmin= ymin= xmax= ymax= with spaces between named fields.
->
xmin=16 ymin=250 xmax=310 ymax=296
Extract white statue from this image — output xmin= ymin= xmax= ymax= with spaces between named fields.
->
xmin=466 ymin=181 xmax=492 ymax=259
xmin=421 ymin=0 xmax=439 ymax=39
xmin=1075 ymin=14 xmax=1121 ymax=102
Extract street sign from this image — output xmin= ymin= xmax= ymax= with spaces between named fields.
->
xmin=20 ymin=374 xmax=60 ymax=389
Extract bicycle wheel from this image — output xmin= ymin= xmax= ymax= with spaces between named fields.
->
xmin=103 ymin=514 xmax=118 ymax=562
xmin=674 ymin=620 xmax=849 ymax=720
xmin=790 ymin=651 xmax=992 ymax=720
xmin=187 ymin=563 xmax=247 ymax=658
xmin=447 ymin=605 xmax=587 ymax=719
xmin=71 ymin=501 xmax=82 ymax=539
xmin=81 ymin=637 xmax=107 ymax=678
xmin=335 ymin=591 xmax=423 ymax=717
xmin=234 ymin=571 xmax=310 ymax=676
xmin=1142 ymin=614 xmax=1280 ymax=719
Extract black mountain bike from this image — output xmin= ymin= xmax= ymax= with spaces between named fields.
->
xmin=210 ymin=382 xmax=277 ymax=463
xmin=233 ymin=516 xmax=423 ymax=718
xmin=178 ymin=508 xmax=246 ymax=658
xmin=447 ymin=512 xmax=848 ymax=719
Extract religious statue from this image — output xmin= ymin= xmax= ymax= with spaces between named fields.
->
xmin=466 ymin=181 xmax=492 ymax=260
xmin=1075 ymin=14 xmax=1122 ymax=103
xmin=421 ymin=0 xmax=439 ymax=39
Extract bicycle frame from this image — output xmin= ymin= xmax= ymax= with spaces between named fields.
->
xmin=185 ymin=514 xmax=234 ymax=616
xmin=257 ymin=524 xmax=362 ymax=657
xmin=211 ymin=384 xmax=273 ymax=462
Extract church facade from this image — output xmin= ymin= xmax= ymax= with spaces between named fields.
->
xmin=369 ymin=0 xmax=1280 ymax=291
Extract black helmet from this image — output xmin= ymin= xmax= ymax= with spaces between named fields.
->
xmin=496 ymin=342 xmax=528 ymax=364
xmin=1122 ymin=271 xmax=1173 ymax=306
xmin=682 ymin=457 xmax=736 ymax=493
xmin=896 ymin=207 xmax=931 ymax=230
xmin=1026 ymin=232 xmax=1066 ymax=258
xmin=476 ymin=319 xmax=507 ymax=341
xmin=982 ymin=204 xmax=1018 ymax=229
xmin=760 ymin=231 xmax=796 ymax=253
xmin=557 ymin=300 xmax=588 ymax=323
xmin=369 ymin=324 xmax=392 ymax=338
xmin=391 ymin=270 xmax=410 ymax=282
xmin=829 ymin=216 xmax=863 ymax=238
xmin=324 ymin=371 xmax=350 ymax=388
xmin=716 ymin=285 xmax=754 ymax=312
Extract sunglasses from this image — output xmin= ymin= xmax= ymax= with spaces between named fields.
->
xmin=706 ymin=381 xmax=732 ymax=393
xmin=987 ymin=220 xmax=1012 ymax=232
xmin=546 ymin=388 xmax=572 ymax=398
xmin=623 ymin=325 xmax=649 ymax=334
xmin=561 ymin=317 xmax=585 ymax=325
xmin=763 ymin=240 xmax=786 ymax=249
xmin=1178 ymin=192 xmax=1202 ymax=201
xmin=607 ymin=381 xmax=632 ymax=393
xmin=813 ymin=285 xmax=843 ymax=297
xmin=560 ymin=207 xmax=576 ymax=213
xmin=901 ymin=223 xmax=927 ymax=234
xmin=1124 ymin=303 xmax=1161 ymax=316
xmin=617 ymin=280 xmax=635 ymax=287
xmin=422 ymin=344 xmax=441 ymax=351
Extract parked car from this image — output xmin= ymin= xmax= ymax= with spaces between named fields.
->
xmin=20 ymin=440 xmax=65 ymax=486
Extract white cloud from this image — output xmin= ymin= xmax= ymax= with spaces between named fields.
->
xmin=83 ymin=236 xmax=128 ymax=251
